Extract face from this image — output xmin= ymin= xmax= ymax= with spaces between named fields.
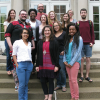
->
xmin=38 ymin=4 xmax=44 ymax=13
xmin=50 ymin=12 xmax=55 ymax=20
xmin=19 ymin=11 xmax=27 ymax=22
xmin=68 ymin=10 xmax=73 ymax=18
xmin=63 ymin=14 xmax=69 ymax=22
xmin=21 ymin=30 xmax=29 ymax=40
xmin=30 ymin=11 xmax=36 ymax=20
xmin=10 ymin=10 xmax=16 ymax=19
xmin=41 ymin=15 xmax=46 ymax=23
xmin=44 ymin=27 xmax=51 ymax=38
xmin=80 ymin=11 xmax=87 ymax=19
xmin=54 ymin=22 xmax=60 ymax=32
xmin=69 ymin=26 xmax=77 ymax=37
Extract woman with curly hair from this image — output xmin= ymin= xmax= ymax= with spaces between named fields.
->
xmin=63 ymin=23 xmax=83 ymax=100
xmin=48 ymin=11 xmax=58 ymax=27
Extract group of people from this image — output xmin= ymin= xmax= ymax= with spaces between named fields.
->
xmin=4 ymin=3 xmax=95 ymax=100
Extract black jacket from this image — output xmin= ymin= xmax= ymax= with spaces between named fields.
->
xmin=36 ymin=39 xmax=60 ymax=69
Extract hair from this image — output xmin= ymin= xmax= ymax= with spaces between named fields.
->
xmin=80 ymin=8 xmax=87 ymax=13
xmin=67 ymin=9 xmax=74 ymax=15
xmin=52 ymin=21 xmax=63 ymax=34
xmin=6 ymin=9 xmax=16 ymax=22
xmin=42 ymin=25 xmax=54 ymax=42
xmin=40 ymin=14 xmax=48 ymax=25
xmin=48 ymin=11 xmax=58 ymax=25
xmin=20 ymin=28 xmax=31 ymax=42
xmin=28 ymin=9 xmax=37 ymax=16
xmin=64 ymin=23 xmax=80 ymax=54
xmin=62 ymin=13 xmax=70 ymax=29
xmin=19 ymin=9 xmax=27 ymax=15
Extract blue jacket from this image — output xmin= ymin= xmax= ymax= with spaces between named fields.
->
xmin=63 ymin=36 xmax=83 ymax=66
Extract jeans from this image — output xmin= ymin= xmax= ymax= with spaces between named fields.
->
xmin=16 ymin=61 xmax=33 ymax=100
xmin=57 ymin=55 xmax=66 ymax=88
xmin=66 ymin=62 xmax=79 ymax=99
xmin=5 ymin=39 xmax=13 ymax=71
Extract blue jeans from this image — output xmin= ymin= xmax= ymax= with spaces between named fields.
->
xmin=16 ymin=61 xmax=33 ymax=100
xmin=5 ymin=39 xmax=13 ymax=71
xmin=57 ymin=55 xmax=66 ymax=88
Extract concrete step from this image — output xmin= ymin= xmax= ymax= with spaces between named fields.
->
xmin=0 ymin=69 xmax=100 ymax=79
xmin=0 ymin=87 xmax=100 ymax=99
xmin=1 ymin=54 xmax=100 ymax=63
xmin=1 ymin=62 xmax=100 ymax=71
xmin=0 ymin=78 xmax=100 ymax=88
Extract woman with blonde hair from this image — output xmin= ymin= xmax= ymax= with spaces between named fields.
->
xmin=48 ymin=11 xmax=58 ymax=27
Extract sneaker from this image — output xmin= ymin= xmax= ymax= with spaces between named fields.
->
xmin=15 ymin=86 xmax=18 ymax=91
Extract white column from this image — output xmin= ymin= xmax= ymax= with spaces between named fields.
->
xmin=11 ymin=0 xmax=23 ymax=20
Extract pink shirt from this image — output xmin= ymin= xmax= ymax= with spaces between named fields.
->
xmin=36 ymin=12 xmax=47 ymax=20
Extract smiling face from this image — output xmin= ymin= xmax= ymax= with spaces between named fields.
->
xmin=53 ymin=22 xmax=60 ymax=32
xmin=63 ymin=14 xmax=69 ymax=22
xmin=10 ymin=10 xmax=16 ymax=19
xmin=30 ymin=11 xmax=36 ymax=20
xmin=50 ymin=12 xmax=55 ymax=20
xmin=40 ymin=15 xmax=46 ymax=23
xmin=69 ymin=25 xmax=77 ymax=37
xmin=19 ymin=11 xmax=27 ymax=22
xmin=38 ymin=4 xmax=44 ymax=13
xmin=21 ymin=29 xmax=29 ymax=40
xmin=68 ymin=10 xmax=73 ymax=18
xmin=44 ymin=27 xmax=51 ymax=38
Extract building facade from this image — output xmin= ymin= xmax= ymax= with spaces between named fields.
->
xmin=0 ymin=0 xmax=100 ymax=51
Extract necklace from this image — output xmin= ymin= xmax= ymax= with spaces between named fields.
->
xmin=43 ymin=42 xmax=49 ymax=55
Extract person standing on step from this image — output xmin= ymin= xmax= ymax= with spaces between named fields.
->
xmin=3 ymin=9 xmax=16 ymax=75
xmin=63 ymin=23 xmax=83 ymax=100
xmin=5 ymin=9 xmax=35 ymax=91
xmin=77 ymin=8 xmax=95 ymax=82
xmin=67 ymin=9 xmax=77 ymax=23
xmin=52 ymin=21 xmax=67 ymax=92
xmin=36 ymin=25 xmax=60 ymax=100
xmin=26 ymin=9 xmax=41 ymax=74
xmin=13 ymin=28 xmax=33 ymax=100
xmin=36 ymin=3 xmax=47 ymax=21
xmin=48 ymin=11 xmax=58 ymax=27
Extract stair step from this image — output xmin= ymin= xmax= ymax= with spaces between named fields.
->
xmin=0 ymin=87 xmax=100 ymax=99
xmin=0 ymin=78 xmax=100 ymax=88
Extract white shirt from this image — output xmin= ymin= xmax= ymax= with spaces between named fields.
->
xmin=12 ymin=39 xmax=32 ymax=62
xmin=29 ymin=21 xmax=36 ymax=41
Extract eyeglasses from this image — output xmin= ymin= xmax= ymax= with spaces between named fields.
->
xmin=54 ymin=25 xmax=59 ymax=28
xmin=21 ymin=13 xmax=27 ymax=16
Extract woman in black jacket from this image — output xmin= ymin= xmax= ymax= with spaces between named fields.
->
xmin=36 ymin=25 xmax=60 ymax=100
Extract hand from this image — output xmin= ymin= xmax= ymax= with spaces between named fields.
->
xmin=90 ymin=43 xmax=93 ymax=47
xmin=36 ymin=67 xmax=39 ymax=72
xmin=54 ymin=66 xmax=59 ymax=72
xmin=68 ymin=64 xmax=72 ymax=68
xmin=31 ymin=47 xmax=35 ymax=50
xmin=16 ymin=64 xmax=19 ymax=68
xmin=60 ymin=51 xmax=64 ymax=55
xmin=64 ymin=62 xmax=68 ymax=66
xmin=9 ymin=45 xmax=13 ymax=51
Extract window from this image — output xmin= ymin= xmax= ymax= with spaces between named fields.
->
xmin=0 ymin=6 xmax=7 ymax=41
xmin=0 ymin=0 xmax=10 ymax=1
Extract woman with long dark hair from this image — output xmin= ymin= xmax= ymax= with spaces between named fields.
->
xmin=63 ymin=23 xmax=83 ymax=100
xmin=36 ymin=25 xmax=60 ymax=100
xmin=3 ymin=9 xmax=16 ymax=75
xmin=13 ymin=28 xmax=33 ymax=100
xmin=52 ymin=21 xmax=66 ymax=92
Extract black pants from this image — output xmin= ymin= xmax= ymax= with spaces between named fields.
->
xmin=32 ymin=41 xmax=37 ymax=64
xmin=40 ymin=77 xmax=54 ymax=94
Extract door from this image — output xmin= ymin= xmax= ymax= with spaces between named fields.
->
xmin=0 ymin=3 xmax=10 ymax=40
xmin=89 ymin=3 xmax=100 ymax=40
